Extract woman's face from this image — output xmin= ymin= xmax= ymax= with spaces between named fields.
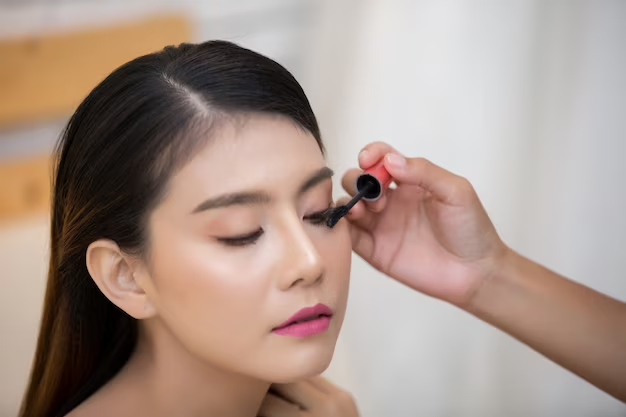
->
xmin=140 ymin=114 xmax=352 ymax=382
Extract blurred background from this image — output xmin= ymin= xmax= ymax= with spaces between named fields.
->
xmin=1 ymin=0 xmax=625 ymax=416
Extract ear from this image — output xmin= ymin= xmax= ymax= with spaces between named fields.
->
xmin=86 ymin=239 xmax=156 ymax=319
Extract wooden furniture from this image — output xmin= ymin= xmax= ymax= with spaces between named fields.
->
xmin=0 ymin=14 xmax=191 ymax=223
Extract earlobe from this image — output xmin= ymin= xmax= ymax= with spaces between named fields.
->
xmin=86 ymin=239 xmax=156 ymax=319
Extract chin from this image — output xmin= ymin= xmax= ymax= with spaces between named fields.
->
xmin=264 ymin=338 xmax=338 ymax=384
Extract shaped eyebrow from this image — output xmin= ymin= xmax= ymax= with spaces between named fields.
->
xmin=191 ymin=167 xmax=334 ymax=213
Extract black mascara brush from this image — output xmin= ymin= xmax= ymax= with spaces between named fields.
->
xmin=326 ymin=182 xmax=374 ymax=228
xmin=325 ymin=158 xmax=393 ymax=228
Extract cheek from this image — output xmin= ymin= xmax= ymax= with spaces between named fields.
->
xmin=147 ymin=234 xmax=271 ymax=355
xmin=318 ymin=226 xmax=352 ymax=302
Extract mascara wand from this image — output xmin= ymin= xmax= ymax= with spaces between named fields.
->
xmin=326 ymin=182 xmax=374 ymax=228
xmin=326 ymin=157 xmax=393 ymax=228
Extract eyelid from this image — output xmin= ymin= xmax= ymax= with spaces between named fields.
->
xmin=304 ymin=207 xmax=333 ymax=219
xmin=214 ymin=201 xmax=334 ymax=246
xmin=215 ymin=229 xmax=264 ymax=246
xmin=303 ymin=202 xmax=336 ymax=226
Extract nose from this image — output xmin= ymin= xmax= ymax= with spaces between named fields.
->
xmin=278 ymin=216 xmax=324 ymax=290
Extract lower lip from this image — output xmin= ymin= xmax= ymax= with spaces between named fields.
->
xmin=272 ymin=316 xmax=331 ymax=337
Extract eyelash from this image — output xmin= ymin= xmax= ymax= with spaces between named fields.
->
xmin=303 ymin=207 xmax=335 ymax=226
xmin=217 ymin=205 xmax=334 ymax=247
xmin=217 ymin=229 xmax=264 ymax=247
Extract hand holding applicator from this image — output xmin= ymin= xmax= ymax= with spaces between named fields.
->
xmin=326 ymin=158 xmax=392 ymax=228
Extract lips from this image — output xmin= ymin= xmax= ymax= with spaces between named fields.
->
xmin=272 ymin=303 xmax=333 ymax=337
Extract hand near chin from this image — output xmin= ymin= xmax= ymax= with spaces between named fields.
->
xmin=340 ymin=142 xmax=511 ymax=308
xmin=258 ymin=377 xmax=359 ymax=417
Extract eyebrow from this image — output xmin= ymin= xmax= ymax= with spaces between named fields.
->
xmin=191 ymin=166 xmax=334 ymax=213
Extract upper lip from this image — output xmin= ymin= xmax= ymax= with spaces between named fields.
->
xmin=273 ymin=303 xmax=333 ymax=330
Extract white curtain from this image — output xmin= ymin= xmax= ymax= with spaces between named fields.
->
xmin=307 ymin=1 xmax=626 ymax=416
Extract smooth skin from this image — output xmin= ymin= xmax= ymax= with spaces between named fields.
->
xmin=77 ymin=115 xmax=354 ymax=417
xmin=262 ymin=141 xmax=626 ymax=416
xmin=259 ymin=376 xmax=359 ymax=417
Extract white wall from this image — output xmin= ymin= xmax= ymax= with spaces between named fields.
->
xmin=315 ymin=1 xmax=626 ymax=416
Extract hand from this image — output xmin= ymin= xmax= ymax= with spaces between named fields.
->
xmin=258 ymin=376 xmax=359 ymax=417
xmin=339 ymin=141 xmax=511 ymax=307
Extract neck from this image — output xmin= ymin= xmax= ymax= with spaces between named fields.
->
xmin=122 ymin=319 xmax=270 ymax=417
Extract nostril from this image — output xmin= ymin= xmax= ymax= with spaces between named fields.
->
xmin=288 ymin=273 xmax=323 ymax=290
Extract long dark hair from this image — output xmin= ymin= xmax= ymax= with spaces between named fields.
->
xmin=19 ymin=40 xmax=323 ymax=417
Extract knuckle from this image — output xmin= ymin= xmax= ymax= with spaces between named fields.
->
xmin=338 ymin=389 xmax=355 ymax=404
xmin=325 ymin=389 xmax=353 ymax=414
xmin=409 ymin=156 xmax=429 ymax=169
xmin=455 ymin=177 xmax=475 ymax=200
xmin=406 ymin=157 xmax=430 ymax=177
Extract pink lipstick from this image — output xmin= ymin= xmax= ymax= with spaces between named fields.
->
xmin=272 ymin=303 xmax=333 ymax=337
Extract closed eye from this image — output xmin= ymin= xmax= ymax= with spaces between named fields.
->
xmin=304 ymin=206 xmax=335 ymax=227
xmin=216 ymin=204 xmax=334 ymax=247
xmin=216 ymin=229 xmax=264 ymax=247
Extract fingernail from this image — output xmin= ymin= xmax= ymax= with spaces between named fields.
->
xmin=386 ymin=153 xmax=406 ymax=169
xmin=358 ymin=149 xmax=369 ymax=162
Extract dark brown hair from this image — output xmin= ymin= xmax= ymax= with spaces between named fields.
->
xmin=19 ymin=40 xmax=323 ymax=417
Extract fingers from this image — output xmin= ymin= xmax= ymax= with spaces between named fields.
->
xmin=348 ymin=224 xmax=375 ymax=264
xmin=304 ymin=377 xmax=360 ymax=417
xmin=341 ymin=168 xmax=361 ymax=195
xmin=357 ymin=141 xmax=400 ymax=170
xmin=341 ymin=168 xmax=388 ymax=213
xmin=307 ymin=376 xmax=338 ymax=394
xmin=334 ymin=196 xmax=378 ymax=231
xmin=270 ymin=382 xmax=323 ymax=411
xmin=353 ymin=142 xmax=474 ymax=206
xmin=266 ymin=378 xmax=359 ymax=417
xmin=258 ymin=392 xmax=304 ymax=417
xmin=382 ymin=153 xmax=474 ymax=206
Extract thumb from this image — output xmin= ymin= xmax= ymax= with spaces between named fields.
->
xmin=383 ymin=153 xmax=472 ymax=205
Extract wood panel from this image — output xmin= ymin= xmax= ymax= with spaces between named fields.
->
xmin=0 ymin=14 xmax=191 ymax=127
xmin=0 ymin=14 xmax=191 ymax=222
xmin=0 ymin=155 xmax=52 ymax=223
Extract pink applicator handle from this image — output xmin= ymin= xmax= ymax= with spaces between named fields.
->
xmin=325 ymin=157 xmax=393 ymax=228
xmin=354 ymin=158 xmax=393 ymax=202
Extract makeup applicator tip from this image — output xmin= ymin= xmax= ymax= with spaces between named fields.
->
xmin=325 ymin=182 xmax=374 ymax=228
xmin=326 ymin=206 xmax=349 ymax=228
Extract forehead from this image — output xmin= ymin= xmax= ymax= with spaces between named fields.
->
xmin=169 ymin=115 xmax=325 ymax=199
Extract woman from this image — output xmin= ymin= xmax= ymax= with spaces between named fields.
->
xmin=20 ymin=41 xmax=358 ymax=417
xmin=21 ymin=39 xmax=626 ymax=417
